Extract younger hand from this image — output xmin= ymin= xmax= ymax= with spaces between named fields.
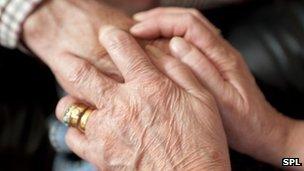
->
xmin=130 ymin=7 xmax=297 ymax=167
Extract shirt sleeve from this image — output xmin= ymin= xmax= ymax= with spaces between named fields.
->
xmin=0 ymin=0 xmax=43 ymax=49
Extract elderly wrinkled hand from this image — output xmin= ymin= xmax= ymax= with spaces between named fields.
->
xmin=22 ymin=0 xmax=169 ymax=85
xmin=54 ymin=26 xmax=230 ymax=170
xmin=130 ymin=7 xmax=300 ymax=168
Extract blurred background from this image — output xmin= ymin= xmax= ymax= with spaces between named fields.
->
xmin=0 ymin=0 xmax=304 ymax=170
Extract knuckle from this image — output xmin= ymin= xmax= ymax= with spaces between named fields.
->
xmin=127 ymin=57 xmax=154 ymax=76
xmin=138 ymin=71 xmax=160 ymax=86
xmin=144 ymin=77 xmax=170 ymax=96
xmin=67 ymin=60 xmax=91 ymax=85
xmin=108 ymin=31 xmax=132 ymax=49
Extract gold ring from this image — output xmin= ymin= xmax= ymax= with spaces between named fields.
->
xmin=63 ymin=104 xmax=88 ymax=127
xmin=78 ymin=109 xmax=93 ymax=133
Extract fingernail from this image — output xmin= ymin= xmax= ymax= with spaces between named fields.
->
xmin=170 ymin=37 xmax=191 ymax=58
xmin=130 ymin=23 xmax=145 ymax=34
xmin=145 ymin=45 xmax=164 ymax=59
xmin=133 ymin=12 xmax=145 ymax=21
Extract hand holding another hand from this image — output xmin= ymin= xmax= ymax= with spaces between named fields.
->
xmin=54 ymin=26 xmax=230 ymax=170
xmin=23 ymin=0 xmax=130 ymax=81
xmin=22 ymin=0 xmax=172 ymax=101
xmin=131 ymin=7 xmax=298 ymax=167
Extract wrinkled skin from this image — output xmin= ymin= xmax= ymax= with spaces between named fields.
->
xmin=23 ymin=0 xmax=168 ymax=84
xmin=130 ymin=7 xmax=304 ymax=170
xmin=23 ymin=2 xmax=230 ymax=170
xmin=55 ymin=26 xmax=230 ymax=170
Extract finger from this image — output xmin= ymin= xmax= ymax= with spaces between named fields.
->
xmin=56 ymin=96 xmax=101 ymax=137
xmin=130 ymin=13 xmax=234 ymax=79
xmin=56 ymin=96 xmax=113 ymax=163
xmin=56 ymin=96 xmax=84 ymax=122
xmin=65 ymin=128 xmax=89 ymax=160
xmin=48 ymin=53 xmax=118 ymax=106
xmin=169 ymin=37 xmax=225 ymax=97
xmin=56 ymin=96 xmax=75 ymax=122
xmin=145 ymin=45 xmax=207 ymax=95
xmin=99 ymin=25 xmax=159 ymax=82
xmin=131 ymin=13 xmax=207 ymax=39
xmin=133 ymin=7 xmax=220 ymax=35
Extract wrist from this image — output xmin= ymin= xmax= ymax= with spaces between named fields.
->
xmin=249 ymin=110 xmax=296 ymax=167
xmin=140 ymin=135 xmax=230 ymax=171
xmin=282 ymin=120 xmax=304 ymax=170
xmin=170 ymin=145 xmax=230 ymax=170
xmin=22 ymin=0 xmax=52 ymax=51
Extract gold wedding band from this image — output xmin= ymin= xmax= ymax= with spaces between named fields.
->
xmin=78 ymin=109 xmax=93 ymax=133
xmin=62 ymin=104 xmax=93 ymax=133
xmin=63 ymin=104 xmax=88 ymax=127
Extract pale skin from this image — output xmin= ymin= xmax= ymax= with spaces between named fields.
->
xmin=130 ymin=7 xmax=304 ymax=170
xmin=22 ymin=1 xmax=231 ymax=170
xmin=55 ymin=26 xmax=231 ymax=170
xmin=22 ymin=0 xmax=168 ymax=85
xmin=21 ymin=0 xmax=302 ymax=169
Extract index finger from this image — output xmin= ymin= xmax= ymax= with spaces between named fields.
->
xmin=99 ymin=26 xmax=160 ymax=82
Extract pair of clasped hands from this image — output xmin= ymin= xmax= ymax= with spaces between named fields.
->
xmin=40 ymin=7 xmax=301 ymax=171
